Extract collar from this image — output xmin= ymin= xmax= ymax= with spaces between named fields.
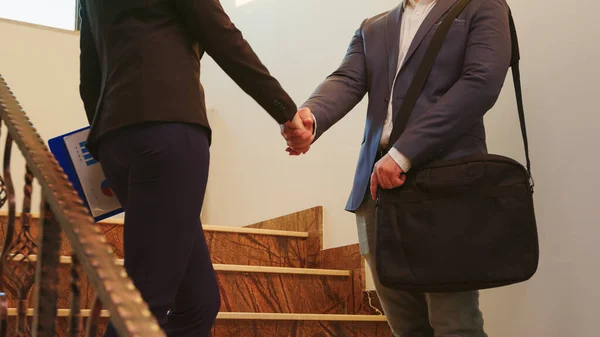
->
xmin=402 ymin=0 xmax=437 ymax=8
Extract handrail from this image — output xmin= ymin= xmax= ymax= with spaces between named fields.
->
xmin=0 ymin=74 xmax=165 ymax=336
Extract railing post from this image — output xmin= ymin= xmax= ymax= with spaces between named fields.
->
xmin=84 ymin=296 xmax=102 ymax=337
xmin=31 ymin=200 xmax=62 ymax=337
xmin=0 ymin=292 xmax=7 ymax=337
xmin=68 ymin=255 xmax=83 ymax=337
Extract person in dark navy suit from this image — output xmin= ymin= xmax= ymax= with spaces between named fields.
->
xmin=78 ymin=0 xmax=302 ymax=336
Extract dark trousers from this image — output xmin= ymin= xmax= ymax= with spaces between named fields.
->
xmin=356 ymin=197 xmax=487 ymax=337
xmin=98 ymin=123 xmax=220 ymax=337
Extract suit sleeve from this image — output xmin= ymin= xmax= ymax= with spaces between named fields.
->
xmin=78 ymin=0 xmax=102 ymax=125
xmin=173 ymin=0 xmax=296 ymax=124
xmin=302 ymin=22 xmax=368 ymax=142
xmin=393 ymin=0 xmax=512 ymax=167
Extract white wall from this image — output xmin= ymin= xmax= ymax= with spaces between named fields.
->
xmin=200 ymin=0 xmax=399 ymax=247
xmin=1 ymin=0 xmax=599 ymax=336
xmin=0 ymin=20 xmax=84 ymax=219
xmin=0 ymin=0 xmax=77 ymax=30
xmin=479 ymin=1 xmax=600 ymax=336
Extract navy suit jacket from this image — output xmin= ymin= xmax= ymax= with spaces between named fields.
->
xmin=303 ymin=0 xmax=512 ymax=211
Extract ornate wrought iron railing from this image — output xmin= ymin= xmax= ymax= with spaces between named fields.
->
xmin=0 ymin=75 xmax=165 ymax=336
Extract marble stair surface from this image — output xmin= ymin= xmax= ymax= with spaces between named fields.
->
xmin=0 ymin=215 xmax=314 ymax=268
xmin=0 ymin=208 xmax=392 ymax=336
xmin=6 ymin=310 xmax=392 ymax=337
xmin=7 ymin=255 xmax=354 ymax=314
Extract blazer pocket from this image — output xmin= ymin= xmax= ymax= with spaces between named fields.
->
xmin=434 ymin=19 xmax=466 ymax=27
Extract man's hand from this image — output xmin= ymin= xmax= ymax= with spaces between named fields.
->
xmin=281 ymin=107 xmax=315 ymax=156
xmin=370 ymin=154 xmax=407 ymax=200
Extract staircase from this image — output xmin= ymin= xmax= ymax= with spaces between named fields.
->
xmin=1 ymin=207 xmax=391 ymax=336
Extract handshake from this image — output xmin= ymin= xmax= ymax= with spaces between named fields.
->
xmin=280 ymin=107 xmax=315 ymax=156
xmin=280 ymin=107 xmax=407 ymax=200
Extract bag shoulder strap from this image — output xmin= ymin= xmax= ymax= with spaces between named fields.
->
xmin=388 ymin=4 xmax=533 ymax=184
xmin=508 ymin=11 xmax=533 ymax=182
xmin=387 ymin=0 xmax=472 ymax=146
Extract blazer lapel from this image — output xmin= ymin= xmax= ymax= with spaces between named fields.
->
xmin=399 ymin=0 xmax=459 ymax=73
xmin=385 ymin=4 xmax=404 ymax=90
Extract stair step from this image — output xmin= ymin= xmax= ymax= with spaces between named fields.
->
xmin=99 ymin=216 xmax=309 ymax=237
xmin=10 ymin=254 xmax=349 ymax=276
xmin=0 ymin=212 xmax=307 ymax=237
xmin=6 ymin=256 xmax=352 ymax=314
xmin=0 ymin=213 xmax=312 ymax=267
xmin=5 ymin=310 xmax=392 ymax=337
xmin=213 ymin=318 xmax=393 ymax=337
xmin=217 ymin=312 xmax=387 ymax=321
xmin=6 ymin=308 xmax=385 ymax=321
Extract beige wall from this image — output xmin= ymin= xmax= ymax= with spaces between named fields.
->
xmin=0 ymin=20 xmax=84 ymax=219
xmin=1 ymin=0 xmax=599 ymax=335
xmin=198 ymin=0 xmax=400 ymax=248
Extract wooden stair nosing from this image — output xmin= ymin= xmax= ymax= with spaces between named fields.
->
xmin=4 ymin=308 xmax=387 ymax=322
xmin=8 ymin=254 xmax=351 ymax=277
xmin=0 ymin=211 xmax=309 ymax=238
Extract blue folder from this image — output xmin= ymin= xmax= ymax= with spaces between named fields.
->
xmin=48 ymin=126 xmax=123 ymax=222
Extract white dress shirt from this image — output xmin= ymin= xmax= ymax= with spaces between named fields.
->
xmin=383 ymin=0 xmax=439 ymax=172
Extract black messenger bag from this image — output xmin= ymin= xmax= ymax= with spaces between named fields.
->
xmin=375 ymin=1 xmax=539 ymax=292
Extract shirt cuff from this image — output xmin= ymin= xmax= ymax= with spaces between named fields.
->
xmin=311 ymin=113 xmax=317 ymax=136
xmin=388 ymin=148 xmax=412 ymax=172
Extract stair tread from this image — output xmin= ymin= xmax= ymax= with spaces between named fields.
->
xmin=10 ymin=254 xmax=351 ymax=276
xmin=5 ymin=308 xmax=387 ymax=321
xmin=202 ymin=225 xmax=308 ymax=238
xmin=0 ymin=211 xmax=309 ymax=238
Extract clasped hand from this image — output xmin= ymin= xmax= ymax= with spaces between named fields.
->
xmin=280 ymin=107 xmax=314 ymax=156
xmin=281 ymin=108 xmax=406 ymax=199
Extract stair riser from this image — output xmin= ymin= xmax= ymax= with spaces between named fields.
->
xmin=0 ymin=218 xmax=308 ymax=267
xmin=206 ymin=231 xmax=308 ymax=267
xmin=217 ymin=272 xmax=351 ymax=314
xmin=5 ymin=265 xmax=352 ymax=314
xmin=5 ymin=318 xmax=393 ymax=337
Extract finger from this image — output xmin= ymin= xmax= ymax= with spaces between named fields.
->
xmin=290 ymin=132 xmax=311 ymax=144
xmin=370 ymin=172 xmax=378 ymax=200
xmin=287 ymin=143 xmax=310 ymax=154
xmin=286 ymin=147 xmax=301 ymax=156
xmin=290 ymin=115 xmax=306 ymax=130
xmin=391 ymin=175 xmax=404 ymax=188
xmin=389 ymin=171 xmax=407 ymax=188
xmin=302 ymin=117 xmax=313 ymax=132
xmin=378 ymin=168 xmax=394 ymax=189
xmin=287 ymin=138 xmax=309 ymax=149
xmin=292 ymin=129 xmax=311 ymax=138
xmin=292 ymin=136 xmax=314 ymax=149
xmin=285 ymin=126 xmax=310 ymax=139
xmin=282 ymin=124 xmax=300 ymax=140
xmin=287 ymin=134 xmax=312 ymax=149
xmin=297 ymin=145 xmax=311 ymax=154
